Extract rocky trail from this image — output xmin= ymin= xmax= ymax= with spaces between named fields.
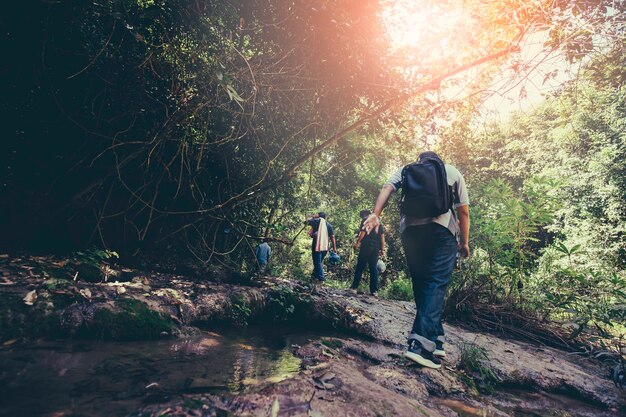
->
xmin=0 ymin=254 xmax=624 ymax=417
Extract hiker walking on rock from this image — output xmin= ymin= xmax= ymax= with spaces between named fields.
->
xmin=305 ymin=212 xmax=337 ymax=283
xmin=362 ymin=151 xmax=470 ymax=369
xmin=349 ymin=209 xmax=385 ymax=296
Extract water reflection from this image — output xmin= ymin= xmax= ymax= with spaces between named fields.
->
xmin=169 ymin=335 xmax=221 ymax=355
xmin=0 ymin=329 xmax=303 ymax=417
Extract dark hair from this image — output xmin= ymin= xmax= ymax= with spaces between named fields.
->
xmin=318 ymin=211 xmax=326 ymax=219
xmin=418 ymin=151 xmax=440 ymax=161
xmin=262 ymin=238 xmax=269 ymax=243
xmin=359 ymin=209 xmax=371 ymax=218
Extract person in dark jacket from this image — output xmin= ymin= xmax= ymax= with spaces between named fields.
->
xmin=349 ymin=209 xmax=385 ymax=296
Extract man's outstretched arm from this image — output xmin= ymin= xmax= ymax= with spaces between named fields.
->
xmin=353 ymin=230 xmax=365 ymax=249
xmin=363 ymin=184 xmax=395 ymax=234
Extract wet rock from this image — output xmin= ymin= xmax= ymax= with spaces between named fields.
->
xmin=59 ymin=299 xmax=173 ymax=340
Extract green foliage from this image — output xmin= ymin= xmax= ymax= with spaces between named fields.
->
xmin=71 ymin=248 xmax=119 ymax=269
xmin=469 ymin=175 xmax=559 ymax=299
xmin=382 ymin=277 xmax=414 ymax=302
xmin=8 ymin=0 xmax=622 ymax=265
xmin=229 ymin=293 xmax=252 ymax=327
xmin=440 ymin=44 xmax=626 ymax=347
xmin=266 ymin=286 xmax=297 ymax=322
xmin=529 ymin=245 xmax=626 ymax=338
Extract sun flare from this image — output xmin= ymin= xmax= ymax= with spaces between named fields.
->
xmin=381 ymin=0 xmax=473 ymax=61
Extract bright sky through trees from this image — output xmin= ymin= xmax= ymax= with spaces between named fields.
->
xmin=381 ymin=0 xmax=575 ymax=123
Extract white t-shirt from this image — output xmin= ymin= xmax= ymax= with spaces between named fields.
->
xmin=387 ymin=164 xmax=469 ymax=236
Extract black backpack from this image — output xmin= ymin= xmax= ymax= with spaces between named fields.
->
xmin=400 ymin=154 xmax=453 ymax=218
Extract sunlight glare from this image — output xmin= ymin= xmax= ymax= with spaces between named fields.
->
xmin=382 ymin=0 xmax=471 ymax=62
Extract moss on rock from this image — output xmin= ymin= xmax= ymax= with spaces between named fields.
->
xmin=0 ymin=292 xmax=69 ymax=340
xmin=73 ymin=299 xmax=174 ymax=341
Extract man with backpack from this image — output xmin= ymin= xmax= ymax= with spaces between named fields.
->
xmin=362 ymin=151 xmax=470 ymax=369
xmin=349 ymin=209 xmax=385 ymax=296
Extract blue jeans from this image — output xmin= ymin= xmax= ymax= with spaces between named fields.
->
xmin=351 ymin=243 xmax=379 ymax=293
xmin=401 ymin=223 xmax=457 ymax=352
xmin=312 ymin=250 xmax=328 ymax=281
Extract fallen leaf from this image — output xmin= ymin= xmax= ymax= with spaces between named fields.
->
xmin=116 ymin=286 xmax=127 ymax=295
xmin=79 ymin=288 xmax=92 ymax=300
xmin=3 ymin=339 xmax=18 ymax=346
xmin=23 ymin=290 xmax=37 ymax=305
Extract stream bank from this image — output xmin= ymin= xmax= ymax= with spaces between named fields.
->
xmin=1 ymin=254 xmax=624 ymax=416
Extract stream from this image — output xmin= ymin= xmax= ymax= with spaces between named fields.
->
xmin=0 ymin=327 xmax=307 ymax=417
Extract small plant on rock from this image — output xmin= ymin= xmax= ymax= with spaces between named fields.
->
xmin=457 ymin=341 xmax=500 ymax=393
xmin=229 ymin=293 xmax=252 ymax=326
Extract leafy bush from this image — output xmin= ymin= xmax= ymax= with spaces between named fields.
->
xmin=71 ymin=248 xmax=119 ymax=268
xmin=529 ymin=243 xmax=626 ymax=338
xmin=383 ymin=277 xmax=413 ymax=301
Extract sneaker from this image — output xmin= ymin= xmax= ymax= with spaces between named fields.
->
xmin=434 ymin=341 xmax=446 ymax=358
xmin=403 ymin=340 xmax=441 ymax=369
xmin=370 ymin=292 xmax=378 ymax=297
xmin=347 ymin=288 xmax=358 ymax=295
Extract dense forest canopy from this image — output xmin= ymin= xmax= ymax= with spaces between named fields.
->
xmin=1 ymin=0 xmax=624 ymax=329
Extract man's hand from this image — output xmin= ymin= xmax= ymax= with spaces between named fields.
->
xmin=458 ymin=242 xmax=470 ymax=258
xmin=378 ymin=249 xmax=384 ymax=257
xmin=362 ymin=213 xmax=380 ymax=235
xmin=353 ymin=242 xmax=359 ymax=250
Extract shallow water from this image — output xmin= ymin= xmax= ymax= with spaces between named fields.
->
xmin=0 ymin=328 xmax=306 ymax=417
